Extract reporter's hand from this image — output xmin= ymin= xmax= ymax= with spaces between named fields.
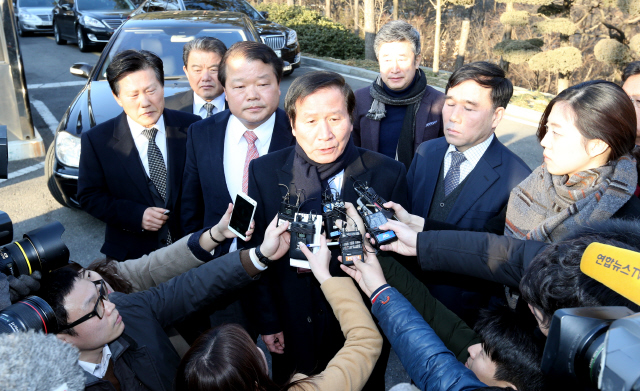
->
xmin=262 ymin=332 xmax=285 ymax=354
xmin=299 ymin=235 xmax=332 ymax=284
xmin=371 ymin=219 xmax=418 ymax=256
xmin=213 ymin=203 xmax=255 ymax=241
xmin=7 ymin=271 xmax=41 ymax=303
xmin=142 ymin=207 xmax=169 ymax=231
xmin=383 ymin=201 xmax=424 ymax=233
xmin=260 ymin=215 xmax=290 ymax=260
xmin=339 ymin=251 xmax=387 ymax=297
xmin=343 ymin=202 xmax=366 ymax=236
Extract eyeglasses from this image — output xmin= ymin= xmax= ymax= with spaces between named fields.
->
xmin=59 ymin=279 xmax=109 ymax=331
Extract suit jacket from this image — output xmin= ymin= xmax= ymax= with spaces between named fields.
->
xmin=352 ymin=84 xmax=445 ymax=154
xmin=78 ymin=109 xmax=201 ymax=260
xmin=180 ymin=108 xmax=295 ymax=237
xmin=407 ymin=136 xmax=532 ymax=231
xmin=245 ymin=146 xmax=409 ymax=377
xmin=164 ymin=90 xmax=228 ymax=115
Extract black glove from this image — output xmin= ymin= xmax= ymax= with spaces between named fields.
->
xmin=7 ymin=271 xmax=42 ymax=303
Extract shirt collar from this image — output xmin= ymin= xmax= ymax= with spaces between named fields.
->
xmin=127 ymin=114 xmax=166 ymax=139
xmin=193 ymin=91 xmax=226 ymax=113
xmin=446 ymin=133 xmax=494 ymax=166
xmin=78 ymin=344 xmax=112 ymax=378
xmin=227 ymin=112 xmax=276 ymax=145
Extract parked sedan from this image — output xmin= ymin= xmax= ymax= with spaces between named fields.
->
xmin=14 ymin=0 xmax=54 ymax=36
xmin=53 ymin=0 xmax=136 ymax=52
xmin=129 ymin=0 xmax=300 ymax=74
xmin=46 ymin=11 xmax=260 ymax=208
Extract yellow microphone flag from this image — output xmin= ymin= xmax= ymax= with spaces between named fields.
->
xmin=581 ymin=243 xmax=640 ymax=306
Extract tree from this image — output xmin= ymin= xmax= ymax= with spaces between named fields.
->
xmin=593 ymin=0 xmax=640 ymax=80
xmin=528 ymin=46 xmax=582 ymax=92
xmin=365 ymin=0 xmax=376 ymax=60
xmin=326 ymin=0 xmax=331 ymax=18
xmin=451 ymin=0 xmax=476 ymax=70
xmin=432 ymin=0 xmax=442 ymax=72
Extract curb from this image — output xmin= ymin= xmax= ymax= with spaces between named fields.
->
xmin=8 ymin=128 xmax=45 ymax=161
xmin=301 ymin=55 xmax=542 ymax=127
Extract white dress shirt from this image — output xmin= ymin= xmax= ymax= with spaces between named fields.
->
xmin=128 ymin=115 xmax=167 ymax=178
xmin=443 ymin=134 xmax=494 ymax=183
xmin=78 ymin=344 xmax=112 ymax=378
xmin=224 ymin=112 xmax=275 ymax=251
xmin=193 ymin=92 xmax=226 ymax=119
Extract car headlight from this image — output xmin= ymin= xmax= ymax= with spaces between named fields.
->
xmin=55 ymin=132 xmax=81 ymax=168
xmin=287 ymin=29 xmax=297 ymax=46
xmin=82 ymin=15 xmax=104 ymax=29
xmin=19 ymin=10 xmax=41 ymax=23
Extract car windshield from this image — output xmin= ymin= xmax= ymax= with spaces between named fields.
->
xmin=77 ymin=0 xmax=134 ymax=11
xmin=183 ymin=0 xmax=262 ymax=20
xmin=19 ymin=0 xmax=53 ymax=7
xmin=98 ymin=27 xmax=250 ymax=79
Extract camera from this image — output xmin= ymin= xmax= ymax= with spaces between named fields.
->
xmin=0 ymin=296 xmax=58 ymax=334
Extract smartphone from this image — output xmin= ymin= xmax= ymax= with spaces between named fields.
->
xmin=228 ymin=193 xmax=257 ymax=241
xmin=163 ymin=210 xmax=171 ymax=216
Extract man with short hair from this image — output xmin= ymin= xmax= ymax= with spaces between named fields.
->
xmin=352 ymin=20 xmax=445 ymax=169
xmin=246 ymin=70 xmax=409 ymax=388
xmin=165 ymin=37 xmax=228 ymax=118
xmin=78 ymin=50 xmax=201 ymax=261
xmin=622 ymin=61 xmax=640 ymax=146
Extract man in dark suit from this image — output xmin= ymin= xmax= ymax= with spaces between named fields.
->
xmin=405 ymin=61 xmax=531 ymax=325
xmin=246 ymin=71 xmax=408 ymax=389
xmin=165 ymin=37 xmax=228 ymax=118
xmin=352 ymin=20 xmax=445 ymax=169
xmin=78 ymin=50 xmax=201 ymax=261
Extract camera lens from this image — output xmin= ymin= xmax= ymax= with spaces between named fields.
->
xmin=0 ymin=222 xmax=69 ymax=277
xmin=0 ymin=296 xmax=58 ymax=334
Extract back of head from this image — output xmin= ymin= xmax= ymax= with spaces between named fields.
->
xmin=0 ymin=331 xmax=85 ymax=390
xmin=373 ymin=20 xmax=421 ymax=59
xmin=106 ymin=49 xmax=164 ymax=96
xmin=476 ymin=306 xmax=546 ymax=391
xmin=536 ymin=80 xmax=637 ymax=161
xmin=40 ymin=267 xmax=80 ymax=336
xmin=175 ymin=324 xmax=277 ymax=391
xmin=446 ymin=61 xmax=513 ymax=109
xmin=622 ymin=61 xmax=640 ymax=84
xmin=182 ymin=36 xmax=227 ymax=67
xmin=218 ymin=41 xmax=283 ymax=88
xmin=520 ymin=219 xmax=640 ymax=328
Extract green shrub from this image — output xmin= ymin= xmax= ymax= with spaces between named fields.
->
xmin=630 ymin=34 xmax=640 ymax=56
xmin=594 ymin=38 xmax=633 ymax=66
xmin=494 ymin=39 xmax=542 ymax=64
xmin=528 ymin=46 xmax=582 ymax=73
xmin=534 ymin=18 xmax=577 ymax=36
xmin=500 ymin=10 xmax=530 ymax=26
xmin=496 ymin=0 xmax=553 ymax=5
xmin=256 ymin=4 xmax=364 ymax=59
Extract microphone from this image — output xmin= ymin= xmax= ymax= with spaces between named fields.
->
xmin=580 ymin=243 xmax=640 ymax=306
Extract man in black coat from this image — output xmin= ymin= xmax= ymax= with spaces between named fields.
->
xmin=246 ymin=70 xmax=409 ymax=389
xmin=78 ymin=50 xmax=201 ymax=261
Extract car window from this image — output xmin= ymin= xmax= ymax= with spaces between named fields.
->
xmin=182 ymin=0 xmax=262 ymax=20
xmin=19 ymin=0 xmax=54 ymax=7
xmin=97 ymin=27 xmax=249 ymax=80
xmin=77 ymin=0 xmax=134 ymax=11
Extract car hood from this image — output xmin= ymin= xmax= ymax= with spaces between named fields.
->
xmin=79 ymin=10 xmax=132 ymax=19
xmin=254 ymin=20 xmax=288 ymax=36
xmin=18 ymin=7 xmax=53 ymax=13
xmin=61 ymin=79 xmax=192 ymax=136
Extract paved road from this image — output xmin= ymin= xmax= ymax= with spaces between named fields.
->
xmin=2 ymin=33 xmax=542 ymax=389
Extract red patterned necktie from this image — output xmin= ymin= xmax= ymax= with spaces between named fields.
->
xmin=242 ymin=130 xmax=259 ymax=194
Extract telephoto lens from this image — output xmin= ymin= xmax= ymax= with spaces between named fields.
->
xmin=0 ymin=221 xmax=69 ymax=277
xmin=0 ymin=296 xmax=58 ymax=334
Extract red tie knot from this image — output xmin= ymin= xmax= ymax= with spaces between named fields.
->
xmin=244 ymin=130 xmax=258 ymax=145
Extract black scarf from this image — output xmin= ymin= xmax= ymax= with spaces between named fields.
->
xmin=292 ymin=138 xmax=359 ymax=214
xmin=366 ymin=69 xmax=428 ymax=169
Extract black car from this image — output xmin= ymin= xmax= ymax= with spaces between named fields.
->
xmin=53 ymin=0 xmax=136 ymax=52
xmin=46 ymin=11 xmax=261 ymax=208
xmin=129 ymin=0 xmax=300 ymax=74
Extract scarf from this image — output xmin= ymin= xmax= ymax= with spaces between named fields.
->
xmin=504 ymin=154 xmax=638 ymax=243
xmin=292 ymin=138 xmax=359 ymax=214
xmin=366 ymin=69 xmax=428 ymax=169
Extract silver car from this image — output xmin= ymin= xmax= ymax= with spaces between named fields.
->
xmin=14 ymin=0 xmax=54 ymax=36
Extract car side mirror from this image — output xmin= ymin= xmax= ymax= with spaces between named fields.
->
xmin=259 ymin=11 xmax=268 ymax=19
xmin=70 ymin=62 xmax=92 ymax=79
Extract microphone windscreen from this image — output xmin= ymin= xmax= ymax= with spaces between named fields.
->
xmin=581 ymin=243 xmax=640 ymax=306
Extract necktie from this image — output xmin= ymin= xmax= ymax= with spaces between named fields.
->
xmin=204 ymin=103 xmax=214 ymax=118
xmin=142 ymin=127 xmax=172 ymax=244
xmin=444 ymin=150 xmax=467 ymax=196
xmin=242 ymin=131 xmax=259 ymax=194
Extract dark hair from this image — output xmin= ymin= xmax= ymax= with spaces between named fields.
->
xmin=182 ymin=37 xmax=228 ymax=67
xmin=40 ymin=268 xmax=81 ymax=336
xmin=106 ymin=49 xmax=164 ymax=96
xmin=622 ymin=61 xmax=640 ymax=84
xmin=218 ymin=41 xmax=283 ymax=88
xmin=66 ymin=260 xmax=134 ymax=294
xmin=446 ymin=61 xmax=513 ymax=109
xmin=520 ymin=219 xmax=640 ymax=328
xmin=475 ymin=306 xmax=546 ymax=391
xmin=536 ymin=80 xmax=637 ymax=161
xmin=284 ymin=70 xmax=356 ymax=124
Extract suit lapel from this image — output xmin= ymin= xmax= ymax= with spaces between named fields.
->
xmin=163 ymin=109 xmax=187 ymax=208
xmin=210 ymin=111 xmax=233 ymax=204
xmin=413 ymin=90 xmax=431 ymax=149
xmin=268 ymin=108 xmax=294 ymax=152
xmin=276 ymin=149 xmax=295 ymax=201
xmin=112 ymin=112 xmax=155 ymax=206
xmin=182 ymin=91 xmax=194 ymax=113
xmin=342 ymin=149 xmax=373 ymax=202
xmin=422 ymin=142 xmax=448 ymax=216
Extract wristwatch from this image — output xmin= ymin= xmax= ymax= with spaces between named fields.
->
xmin=254 ymin=245 xmax=273 ymax=267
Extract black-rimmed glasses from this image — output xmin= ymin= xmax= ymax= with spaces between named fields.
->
xmin=59 ymin=279 xmax=109 ymax=331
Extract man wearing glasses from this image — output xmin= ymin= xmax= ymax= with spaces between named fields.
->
xmin=42 ymin=216 xmax=291 ymax=391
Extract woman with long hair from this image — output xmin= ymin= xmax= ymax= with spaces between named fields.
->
xmin=174 ymin=237 xmax=383 ymax=391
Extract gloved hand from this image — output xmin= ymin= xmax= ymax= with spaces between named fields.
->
xmin=7 ymin=271 xmax=42 ymax=303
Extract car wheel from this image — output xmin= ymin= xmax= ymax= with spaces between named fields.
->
xmin=284 ymin=69 xmax=294 ymax=77
xmin=17 ymin=20 xmax=29 ymax=37
xmin=45 ymin=143 xmax=74 ymax=208
xmin=54 ymin=22 xmax=66 ymax=44
xmin=76 ymin=26 xmax=90 ymax=52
